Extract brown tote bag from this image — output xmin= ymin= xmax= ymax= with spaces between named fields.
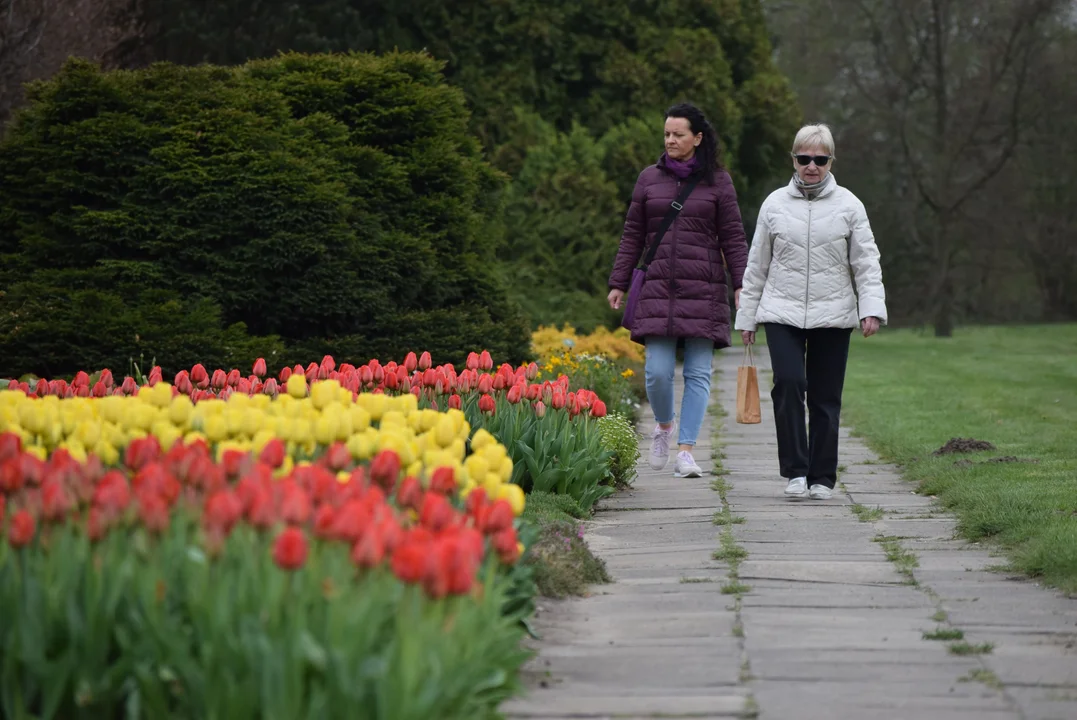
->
xmin=736 ymin=345 xmax=762 ymax=425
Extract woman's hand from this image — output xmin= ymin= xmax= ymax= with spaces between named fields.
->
xmin=861 ymin=317 xmax=880 ymax=337
xmin=741 ymin=330 xmax=755 ymax=345
xmin=608 ymin=289 xmax=626 ymax=310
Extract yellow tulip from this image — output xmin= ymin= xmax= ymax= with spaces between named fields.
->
xmin=310 ymin=379 xmax=340 ymax=410
xmin=433 ymin=414 xmax=456 ymax=449
xmin=149 ymin=382 xmax=173 ymax=408
xmin=471 ymin=428 xmax=496 ymax=452
xmin=204 ymin=414 xmax=229 ymax=443
xmin=406 ymin=460 xmax=423 ymax=478
xmin=94 ymin=439 xmax=120 ymax=466
xmin=169 ymin=395 xmax=194 ymax=427
xmin=347 ymin=405 xmax=370 ymax=433
xmin=498 ymin=455 xmax=514 ymax=482
xmin=286 ymin=373 xmax=308 ymax=399
xmin=313 ymin=413 xmax=339 ymax=446
xmin=152 ymin=421 xmax=182 ymax=451
xmin=482 ymin=472 xmax=503 ymax=496
xmin=25 ymin=444 xmax=47 ymax=461
xmin=75 ymin=420 xmax=101 ymax=448
xmin=393 ymin=392 xmax=418 ymax=416
xmin=464 ymin=454 xmax=489 ymax=482
xmin=498 ymin=482 xmax=526 ymax=516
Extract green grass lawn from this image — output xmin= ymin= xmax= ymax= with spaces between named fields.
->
xmin=841 ymin=324 xmax=1077 ymax=594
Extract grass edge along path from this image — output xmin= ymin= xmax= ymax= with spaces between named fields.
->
xmin=840 ymin=324 xmax=1077 ymax=595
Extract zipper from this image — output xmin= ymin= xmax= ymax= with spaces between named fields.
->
xmin=803 ymin=198 xmax=813 ymax=327
xmin=667 ymin=179 xmax=680 ymax=336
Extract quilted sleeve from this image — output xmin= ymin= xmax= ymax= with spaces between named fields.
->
xmin=847 ymin=197 xmax=888 ymax=323
xmin=734 ymin=204 xmax=774 ymax=332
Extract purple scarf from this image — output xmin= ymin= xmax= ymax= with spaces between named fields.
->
xmin=663 ymin=153 xmax=698 ymax=179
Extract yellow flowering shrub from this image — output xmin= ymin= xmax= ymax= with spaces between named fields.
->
xmin=530 ymin=324 xmax=644 ymax=364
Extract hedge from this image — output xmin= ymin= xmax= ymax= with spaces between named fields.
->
xmin=0 ymin=52 xmax=530 ymax=379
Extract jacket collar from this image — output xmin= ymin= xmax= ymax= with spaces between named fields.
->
xmin=785 ymin=173 xmax=840 ymax=200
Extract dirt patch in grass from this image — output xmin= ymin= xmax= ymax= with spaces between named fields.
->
xmin=934 ymin=438 xmax=996 ymax=455
xmin=954 ymin=455 xmax=1040 ymax=467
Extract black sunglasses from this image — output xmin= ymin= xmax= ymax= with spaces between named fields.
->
xmin=794 ymin=154 xmax=831 ymax=167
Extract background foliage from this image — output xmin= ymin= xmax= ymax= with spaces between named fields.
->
xmin=0 ymin=53 xmax=530 ymax=377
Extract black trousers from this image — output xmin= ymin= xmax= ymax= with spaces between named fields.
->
xmin=763 ymin=323 xmax=853 ymax=489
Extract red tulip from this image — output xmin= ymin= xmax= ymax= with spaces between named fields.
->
xmin=591 ymin=399 xmax=608 ymax=418
xmin=191 ymin=364 xmax=209 ymax=389
xmin=403 ymin=352 xmax=418 ymax=373
xmin=493 ymin=526 xmax=520 ymax=564
xmin=99 ymin=368 xmax=114 ymax=389
xmin=91 ymin=380 xmax=108 ymax=398
xmin=395 ymin=475 xmax=424 ymax=511
xmin=73 ymin=370 xmax=90 ymax=388
xmin=391 ymin=533 xmax=433 ymax=585
xmin=204 ymin=489 xmax=244 ymax=534
xmin=428 ymin=466 xmax=457 ymax=495
xmin=419 ymin=492 xmax=454 ymax=532
xmin=533 ymin=400 xmax=547 ymax=418
xmin=551 ymin=388 xmax=566 ymax=410
xmin=34 ymin=380 xmax=49 ymax=397
xmin=482 ymin=499 xmax=515 ymax=534
xmin=478 ymin=394 xmax=496 ymax=415
xmin=40 ymin=479 xmax=73 ymax=521
xmin=0 ymin=433 xmax=21 ymax=462
xmin=506 ymin=384 xmax=524 ymax=404
xmin=279 ymin=482 xmax=312 ymax=525
xmin=226 ymin=369 xmax=242 ymax=387
xmin=137 ymin=492 xmax=170 ymax=534
xmin=479 ymin=350 xmax=493 ymax=371
xmin=7 ymin=509 xmax=35 ymax=549
xmin=477 ymin=374 xmax=493 ymax=394
xmin=0 ymin=459 xmax=22 ymax=494
xmin=370 ymin=450 xmax=402 ymax=492
xmin=313 ymin=503 xmax=336 ymax=539
xmin=148 ymin=367 xmax=163 ymax=386
xmin=253 ymin=357 xmax=267 ymax=378
xmin=351 ymin=525 xmax=386 ymax=569
xmin=272 ymin=527 xmax=309 ymax=571
xmin=447 ymin=394 xmax=462 ymax=410
xmin=210 ymin=369 xmax=227 ymax=390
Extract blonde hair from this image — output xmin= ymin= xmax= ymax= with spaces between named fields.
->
xmin=791 ymin=124 xmax=836 ymax=158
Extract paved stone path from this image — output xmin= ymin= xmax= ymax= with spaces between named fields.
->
xmin=504 ymin=347 xmax=1077 ymax=720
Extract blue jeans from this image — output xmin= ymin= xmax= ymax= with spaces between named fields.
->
xmin=644 ymin=337 xmax=715 ymax=447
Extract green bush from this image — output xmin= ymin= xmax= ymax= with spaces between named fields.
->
xmin=0 ymin=53 xmax=530 ymax=378
xmin=598 ymin=412 xmax=641 ymax=488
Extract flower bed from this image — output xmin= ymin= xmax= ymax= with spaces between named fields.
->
xmin=0 ymin=349 xmax=627 ymax=717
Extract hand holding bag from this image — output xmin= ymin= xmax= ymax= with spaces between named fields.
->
xmin=736 ymin=345 xmax=762 ymax=425
xmin=621 ymin=177 xmax=702 ymax=330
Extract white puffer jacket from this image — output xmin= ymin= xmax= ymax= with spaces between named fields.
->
xmin=734 ymin=175 xmax=887 ymax=332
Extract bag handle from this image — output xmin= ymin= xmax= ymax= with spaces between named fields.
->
xmin=742 ymin=344 xmax=755 ymax=367
xmin=637 ymin=176 xmax=702 ymax=271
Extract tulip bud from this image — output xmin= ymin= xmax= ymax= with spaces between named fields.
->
xmin=466 ymin=352 xmax=479 ymax=371
xmin=479 ymin=350 xmax=493 ymax=371
xmin=403 ymin=352 xmax=418 ymax=373
xmin=99 ymin=368 xmax=115 ymax=389
xmin=226 ymin=369 xmax=242 ymax=387
xmin=191 ymin=364 xmax=209 ymax=389
xmin=591 ymin=399 xmax=607 ymax=418
xmin=533 ymin=400 xmax=547 ymax=418
xmin=448 ymin=394 xmax=462 ymax=410
xmin=73 ymin=371 xmax=90 ymax=388
xmin=478 ymin=394 xmax=496 ymax=415
xmin=252 ymin=357 xmax=267 ymax=378
xmin=418 ymin=351 xmax=432 ymax=371
xmin=211 ymin=369 xmax=227 ymax=390
xmin=279 ymin=366 xmax=292 ymax=382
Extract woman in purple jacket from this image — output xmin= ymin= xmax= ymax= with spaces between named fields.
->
xmin=608 ymin=103 xmax=749 ymax=477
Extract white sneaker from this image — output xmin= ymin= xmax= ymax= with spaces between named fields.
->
xmin=649 ymin=423 xmax=676 ymax=470
xmin=674 ymin=451 xmax=703 ymax=478
xmin=784 ymin=477 xmax=807 ymax=497
xmin=809 ymin=484 xmax=833 ymax=500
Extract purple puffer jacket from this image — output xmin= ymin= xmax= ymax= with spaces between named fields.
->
xmin=609 ymin=155 xmax=749 ymax=348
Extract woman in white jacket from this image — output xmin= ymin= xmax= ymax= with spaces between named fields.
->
xmin=734 ymin=124 xmax=887 ymax=500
